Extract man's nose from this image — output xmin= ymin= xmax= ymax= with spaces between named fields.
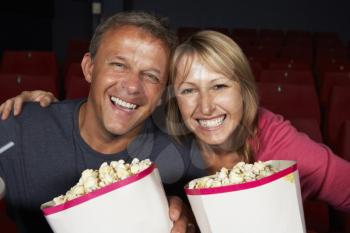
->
xmin=122 ymin=72 xmax=143 ymax=95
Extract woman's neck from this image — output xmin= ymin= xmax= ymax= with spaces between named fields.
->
xmin=197 ymin=140 xmax=242 ymax=174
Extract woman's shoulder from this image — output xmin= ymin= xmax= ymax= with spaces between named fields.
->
xmin=257 ymin=107 xmax=289 ymax=132
xmin=255 ymin=107 xmax=300 ymax=153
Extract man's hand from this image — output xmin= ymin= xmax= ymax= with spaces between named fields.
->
xmin=169 ymin=196 xmax=196 ymax=233
xmin=0 ymin=90 xmax=58 ymax=120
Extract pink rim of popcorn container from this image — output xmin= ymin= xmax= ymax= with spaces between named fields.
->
xmin=41 ymin=164 xmax=172 ymax=233
xmin=185 ymin=160 xmax=306 ymax=233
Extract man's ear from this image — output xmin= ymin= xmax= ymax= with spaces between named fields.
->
xmin=81 ymin=53 xmax=94 ymax=83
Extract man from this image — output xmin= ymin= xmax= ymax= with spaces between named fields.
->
xmin=0 ymin=12 xmax=194 ymax=233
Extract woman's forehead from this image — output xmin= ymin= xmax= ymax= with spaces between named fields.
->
xmin=175 ymin=53 xmax=235 ymax=83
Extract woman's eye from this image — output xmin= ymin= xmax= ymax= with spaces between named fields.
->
xmin=213 ymin=84 xmax=227 ymax=90
xmin=180 ymin=88 xmax=194 ymax=95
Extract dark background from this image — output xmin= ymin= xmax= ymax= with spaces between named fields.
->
xmin=1 ymin=0 xmax=350 ymax=64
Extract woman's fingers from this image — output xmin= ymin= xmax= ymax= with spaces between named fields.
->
xmin=0 ymin=99 xmax=15 ymax=120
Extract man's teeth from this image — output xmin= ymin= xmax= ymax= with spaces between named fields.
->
xmin=198 ymin=116 xmax=225 ymax=128
xmin=110 ymin=96 xmax=137 ymax=110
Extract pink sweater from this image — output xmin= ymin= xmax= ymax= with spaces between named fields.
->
xmin=256 ymin=108 xmax=350 ymax=212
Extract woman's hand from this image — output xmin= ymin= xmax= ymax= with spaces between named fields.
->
xmin=0 ymin=90 xmax=58 ymax=120
xmin=168 ymin=196 xmax=197 ymax=233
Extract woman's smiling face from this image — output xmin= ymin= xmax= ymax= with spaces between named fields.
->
xmin=174 ymin=55 xmax=244 ymax=147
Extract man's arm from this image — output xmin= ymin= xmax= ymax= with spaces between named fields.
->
xmin=169 ymin=196 xmax=196 ymax=233
xmin=0 ymin=90 xmax=58 ymax=120
xmin=0 ymin=177 xmax=5 ymax=200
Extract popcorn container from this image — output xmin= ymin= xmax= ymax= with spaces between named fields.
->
xmin=185 ymin=160 xmax=306 ymax=233
xmin=41 ymin=164 xmax=172 ymax=233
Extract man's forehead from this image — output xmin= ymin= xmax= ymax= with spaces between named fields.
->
xmin=105 ymin=26 xmax=168 ymax=49
xmin=101 ymin=27 xmax=169 ymax=58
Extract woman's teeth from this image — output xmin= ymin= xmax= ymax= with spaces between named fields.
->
xmin=198 ymin=116 xmax=225 ymax=128
xmin=110 ymin=96 xmax=137 ymax=110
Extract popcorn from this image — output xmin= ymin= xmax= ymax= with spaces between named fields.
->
xmin=188 ymin=161 xmax=278 ymax=189
xmin=185 ymin=160 xmax=305 ymax=233
xmin=52 ymin=158 xmax=152 ymax=205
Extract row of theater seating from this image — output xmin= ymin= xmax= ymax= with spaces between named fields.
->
xmin=179 ymin=27 xmax=349 ymax=48
xmin=0 ymin=28 xmax=350 ymax=232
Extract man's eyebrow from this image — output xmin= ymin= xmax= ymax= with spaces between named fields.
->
xmin=108 ymin=55 xmax=127 ymax=61
xmin=144 ymin=68 xmax=161 ymax=75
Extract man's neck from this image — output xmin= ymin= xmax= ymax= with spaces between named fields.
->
xmin=78 ymin=103 xmax=143 ymax=154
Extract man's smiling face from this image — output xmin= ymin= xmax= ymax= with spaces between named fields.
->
xmin=83 ymin=25 xmax=169 ymax=139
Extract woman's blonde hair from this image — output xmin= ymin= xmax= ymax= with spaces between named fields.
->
xmin=166 ymin=30 xmax=259 ymax=162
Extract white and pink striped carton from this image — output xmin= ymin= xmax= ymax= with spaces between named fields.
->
xmin=41 ymin=164 xmax=172 ymax=233
xmin=185 ymin=160 xmax=306 ymax=233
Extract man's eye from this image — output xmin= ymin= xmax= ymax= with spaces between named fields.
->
xmin=111 ymin=62 xmax=125 ymax=69
xmin=144 ymin=74 xmax=160 ymax=84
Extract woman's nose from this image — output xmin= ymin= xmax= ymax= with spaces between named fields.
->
xmin=199 ymin=93 xmax=215 ymax=115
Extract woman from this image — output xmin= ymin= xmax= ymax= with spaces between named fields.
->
xmin=165 ymin=31 xmax=350 ymax=212
xmin=1 ymin=31 xmax=350 ymax=212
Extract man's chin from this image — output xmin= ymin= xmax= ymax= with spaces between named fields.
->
xmin=105 ymin=122 xmax=144 ymax=137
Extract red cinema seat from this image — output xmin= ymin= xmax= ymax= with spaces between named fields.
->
xmin=0 ymin=51 xmax=59 ymax=79
xmin=0 ymin=200 xmax=18 ymax=233
xmin=65 ymin=75 xmax=90 ymax=99
xmin=249 ymin=60 xmax=263 ymax=81
xmin=232 ymin=28 xmax=258 ymax=38
xmin=285 ymin=30 xmax=312 ymax=47
xmin=258 ymin=36 xmax=284 ymax=47
xmin=259 ymin=29 xmax=285 ymax=38
xmin=258 ymin=83 xmax=321 ymax=124
xmin=320 ymin=71 xmax=350 ymax=108
xmin=314 ymin=32 xmax=342 ymax=48
xmin=66 ymin=38 xmax=90 ymax=58
xmin=316 ymin=59 xmax=350 ymax=84
xmin=303 ymin=200 xmax=330 ymax=233
xmin=268 ymin=58 xmax=311 ymax=71
xmin=326 ymin=86 xmax=350 ymax=148
xmin=231 ymin=28 xmax=258 ymax=47
xmin=316 ymin=46 xmax=347 ymax=60
xmin=259 ymin=69 xmax=314 ymax=86
xmin=336 ymin=120 xmax=350 ymax=161
xmin=244 ymin=45 xmax=280 ymax=68
xmin=0 ymin=74 xmax=59 ymax=103
xmin=290 ymin=118 xmax=323 ymax=143
xmin=63 ymin=38 xmax=90 ymax=75
xmin=64 ymin=63 xmax=84 ymax=91
xmin=280 ymin=46 xmax=313 ymax=62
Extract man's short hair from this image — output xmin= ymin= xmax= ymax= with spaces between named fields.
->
xmin=89 ymin=11 xmax=178 ymax=58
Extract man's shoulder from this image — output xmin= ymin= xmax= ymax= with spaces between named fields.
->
xmin=146 ymin=117 xmax=192 ymax=155
xmin=23 ymin=99 xmax=82 ymax=114
xmin=11 ymin=99 xmax=82 ymax=122
xmin=1 ymin=99 xmax=83 ymax=133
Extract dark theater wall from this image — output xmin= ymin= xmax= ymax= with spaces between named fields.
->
xmin=52 ymin=0 xmax=91 ymax=62
xmin=1 ymin=1 xmax=349 ymax=64
xmin=103 ymin=0 xmax=350 ymax=41
xmin=0 ymin=1 xmax=54 ymax=53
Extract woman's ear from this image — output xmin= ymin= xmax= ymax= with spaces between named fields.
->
xmin=81 ymin=53 xmax=94 ymax=83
